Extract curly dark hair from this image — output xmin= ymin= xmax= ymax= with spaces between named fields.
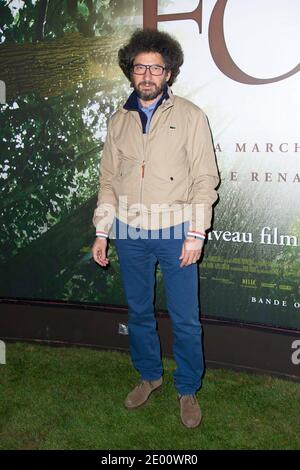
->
xmin=118 ymin=29 xmax=184 ymax=86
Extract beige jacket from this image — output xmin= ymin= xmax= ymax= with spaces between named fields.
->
xmin=93 ymin=86 xmax=219 ymax=238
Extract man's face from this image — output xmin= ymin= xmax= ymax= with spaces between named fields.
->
xmin=131 ymin=52 xmax=171 ymax=102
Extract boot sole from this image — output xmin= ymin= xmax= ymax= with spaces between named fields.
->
xmin=180 ymin=415 xmax=202 ymax=429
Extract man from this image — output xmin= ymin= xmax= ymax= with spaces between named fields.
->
xmin=92 ymin=29 xmax=219 ymax=428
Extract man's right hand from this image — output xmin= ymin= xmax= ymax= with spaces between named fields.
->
xmin=92 ymin=237 xmax=109 ymax=267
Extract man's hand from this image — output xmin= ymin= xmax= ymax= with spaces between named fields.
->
xmin=92 ymin=237 xmax=109 ymax=267
xmin=179 ymin=237 xmax=204 ymax=268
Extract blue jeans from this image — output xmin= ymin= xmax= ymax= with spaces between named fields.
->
xmin=114 ymin=218 xmax=204 ymax=395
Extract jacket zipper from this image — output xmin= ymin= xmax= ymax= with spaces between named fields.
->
xmin=140 ymin=159 xmax=145 ymax=210
xmin=140 ymin=133 xmax=147 ymax=208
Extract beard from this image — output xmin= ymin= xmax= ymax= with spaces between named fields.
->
xmin=133 ymin=79 xmax=166 ymax=101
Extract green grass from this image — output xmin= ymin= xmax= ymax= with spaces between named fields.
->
xmin=0 ymin=342 xmax=299 ymax=450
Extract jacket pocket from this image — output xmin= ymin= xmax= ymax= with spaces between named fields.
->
xmin=146 ymin=164 xmax=190 ymax=205
xmin=113 ymin=159 xmax=140 ymax=200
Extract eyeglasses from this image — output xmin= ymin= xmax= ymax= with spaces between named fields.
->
xmin=132 ymin=64 xmax=166 ymax=76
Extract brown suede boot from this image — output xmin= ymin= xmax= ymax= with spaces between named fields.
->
xmin=124 ymin=377 xmax=163 ymax=410
xmin=178 ymin=394 xmax=202 ymax=428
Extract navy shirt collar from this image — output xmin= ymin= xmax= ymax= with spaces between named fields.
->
xmin=123 ymin=84 xmax=170 ymax=134
xmin=123 ymin=83 xmax=169 ymax=112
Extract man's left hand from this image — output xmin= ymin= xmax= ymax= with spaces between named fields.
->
xmin=179 ymin=237 xmax=204 ymax=268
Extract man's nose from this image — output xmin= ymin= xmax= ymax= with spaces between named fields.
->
xmin=144 ymin=67 xmax=152 ymax=78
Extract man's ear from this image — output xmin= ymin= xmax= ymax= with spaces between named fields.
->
xmin=166 ymin=71 xmax=172 ymax=83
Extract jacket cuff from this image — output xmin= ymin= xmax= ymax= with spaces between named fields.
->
xmin=96 ymin=230 xmax=109 ymax=239
xmin=186 ymin=230 xmax=206 ymax=241
xmin=93 ymin=202 xmax=116 ymax=238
